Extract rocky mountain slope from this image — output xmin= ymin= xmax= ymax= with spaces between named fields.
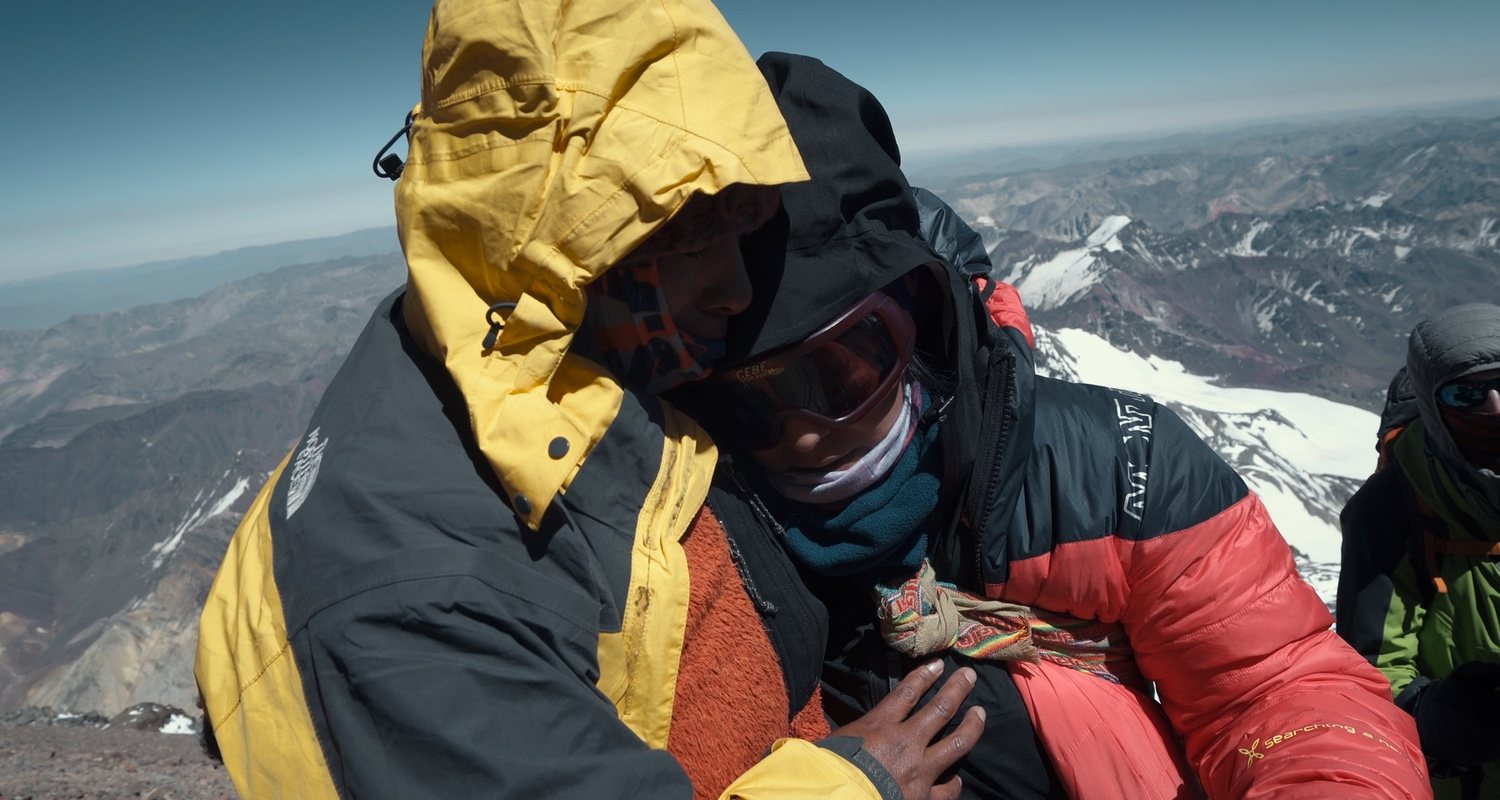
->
xmin=0 ymin=253 xmax=404 ymax=714
xmin=931 ymin=116 xmax=1500 ymax=410
xmin=925 ymin=113 xmax=1499 ymax=606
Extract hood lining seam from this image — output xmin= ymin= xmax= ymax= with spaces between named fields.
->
xmin=429 ymin=74 xmax=557 ymax=111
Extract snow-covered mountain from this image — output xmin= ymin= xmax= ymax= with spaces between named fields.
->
xmin=1003 ymin=215 xmax=1133 ymax=310
xmin=928 ymin=113 xmax=1499 ymax=609
xmin=1035 ymin=326 xmax=1377 ymax=608
xmin=978 ymin=204 xmax=1496 ymax=413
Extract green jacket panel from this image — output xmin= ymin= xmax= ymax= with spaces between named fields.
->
xmin=1339 ymin=422 xmax=1500 ymax=797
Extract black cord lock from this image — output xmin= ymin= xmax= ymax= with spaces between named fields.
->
xmin=482 ymin=302 xmax=518 ymax=350
xmin=372 ymin=110 xmax=415 ymax=181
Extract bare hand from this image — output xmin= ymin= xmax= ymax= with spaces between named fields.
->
xmin=829 ymin=661 xmax=986 ymax=800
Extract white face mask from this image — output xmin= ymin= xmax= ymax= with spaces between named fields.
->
xmin=768 ymin=381 xmax=920 ymax=505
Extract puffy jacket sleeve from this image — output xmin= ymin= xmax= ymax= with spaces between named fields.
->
xmin=1119 ymin=407 xmax=1429 ymax=798
xmin=1335 ymin=468 xmax=1432 ymax=705
xmin=912 ymin=186 xmax=990 ymax=278
xmin=911 ymin=186 xmax=1035 ymax=353
xmin=296 ymin=574 xmax=885 ymax=800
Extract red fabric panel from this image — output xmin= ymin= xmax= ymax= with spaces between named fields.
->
xmin=978 ymin=277 xmax=1035 ymax=348
xmin=1010 ymin=660 xmax=1198 ymax=800
xmin=1119 ymin=494 xmax=1429 ymax=798
xmin=985 ymin=536 xmax=1132 ymax=622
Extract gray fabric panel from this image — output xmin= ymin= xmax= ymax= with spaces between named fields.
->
xmin=264 ymin=291 xmax=695 ymax=797
xmin=297 ymin=574 xmax=692 ymax=799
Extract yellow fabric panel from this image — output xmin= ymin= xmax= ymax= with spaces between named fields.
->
xmin=194 ymin=459 xmax=339 ymax=800
xmin=597 ymin=404 xmax=716 ymax=747
xmin=394 ymin=0 xmax=808 ymax=531
xmin=719 ymin=738 xmax=883 ymax=800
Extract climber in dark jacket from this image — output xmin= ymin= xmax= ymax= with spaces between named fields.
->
xmin=680 ymin=51 xmax=1431 ymax=800
xmin=1339 ymin=303 xmax=1500 ymax=800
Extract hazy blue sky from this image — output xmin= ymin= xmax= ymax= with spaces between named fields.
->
xmin=2 ymin=0 xmax=1497 ymax=282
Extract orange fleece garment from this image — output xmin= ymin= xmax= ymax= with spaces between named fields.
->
xmin=667 ymin=507 xmax=831 ymax=798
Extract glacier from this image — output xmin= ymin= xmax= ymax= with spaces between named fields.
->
xmin=1035 ymin=326 xmax=1379 ymax=608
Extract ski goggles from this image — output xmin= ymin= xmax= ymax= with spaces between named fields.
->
xmin=1438 ymin=375 xmax=1500 ymax=410
xmin=691 ymin=292 xmax=915 ymax=451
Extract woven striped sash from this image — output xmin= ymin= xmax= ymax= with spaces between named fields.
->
xmin=875 ymin=560 xmax=1140 ymax=686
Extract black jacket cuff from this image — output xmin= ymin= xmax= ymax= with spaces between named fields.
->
xmin=818 ymin=735 xmax=902 ymax=800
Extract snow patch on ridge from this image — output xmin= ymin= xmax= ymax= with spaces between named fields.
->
xmin=160 ymin=714 xmax=196 ymax=735
xmin=1250 ymin=292 xmax=1284 ymax=334
xmin=1085 ymin=215 xmax=1132 ymax=248
xmin=1013 ymin=217 xmax=1132 ymax=311
xmin=148 ymin=476 xmax=251 ymax=569
xmin=1230 ymin=220 xmax=1272 ymax=257
xmin=1035 ymin=326 xmax=1378 ymax=606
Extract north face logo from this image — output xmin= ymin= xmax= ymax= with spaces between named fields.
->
xmin=286 ymin=427 xmax=329 ymax=519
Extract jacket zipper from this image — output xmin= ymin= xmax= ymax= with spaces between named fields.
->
xmin=717 ymin=464 xmax=827 ymax=710
xmin=966 ymin=347 xmax=1016 ymax=581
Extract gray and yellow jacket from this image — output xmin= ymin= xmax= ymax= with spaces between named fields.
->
xmin=194 ymin=1 xmax=887 ymax=797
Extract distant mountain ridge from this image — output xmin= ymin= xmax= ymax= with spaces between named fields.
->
xmin=906 ymin=101 xmax=1500 ymax=178
xmin=926 ymin=115 xmax=1500 ymax=245
xmin=943 ymin=114 xmax=1500 ymax=410
xmin=986 ymin=207 xmax=1496 ymax=409
xmin=0 ymin=251 xmax=403 ymax=713
xmin=0 ymin=226 xmax=400 ymax=331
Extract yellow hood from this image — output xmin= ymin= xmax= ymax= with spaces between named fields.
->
xmin=394 ymin=0 xmax=807 ymax=529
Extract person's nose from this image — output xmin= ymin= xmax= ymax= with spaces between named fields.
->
xmin=1481 ymin=388 xmax=1500 ymax=415
xmin=780 ymin=414 xmax=832 ymax=456
xmin=698 ymin=241 xmax=753 ymax=318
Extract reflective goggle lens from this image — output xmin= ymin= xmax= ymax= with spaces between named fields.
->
xmin=1439 ymin=377 xmax=1500 ymax=410
xmin=694 ymin=293 xmax=914 ymax=450
xmin=757 ymin=314 xmax=897 ymax=419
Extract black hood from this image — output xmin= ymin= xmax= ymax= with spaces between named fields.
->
xmin=728 ymin=52 xmax=941 ymax=362
xmin=717 ymin=53 xmax=1028 ymax=589
xmin=1406 ymin=302 xmax=1500 ymax=522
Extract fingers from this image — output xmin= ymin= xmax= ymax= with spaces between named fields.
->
xmin=909 ymin=666 xmax=978 ymax=737
xmin=871 ymin=660 xmax=946 ymax=722
xmin=926 ymin=705 xmax=986 ymax=776
xmin=929 ymin=774 xmax=965 ymax=800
